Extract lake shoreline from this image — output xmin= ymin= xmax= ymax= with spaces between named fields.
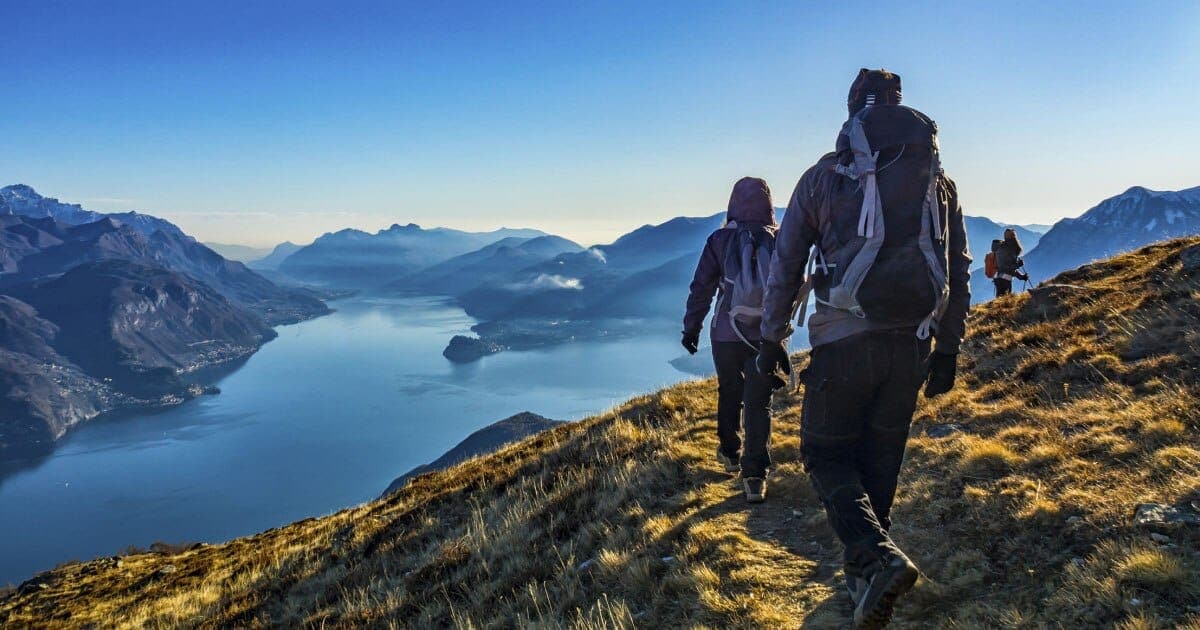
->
xmin=0 ymin=297 xmax=689 ymax=586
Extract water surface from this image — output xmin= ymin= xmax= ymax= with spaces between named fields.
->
xmin=0 ymin=297 xmax=695 ymax=584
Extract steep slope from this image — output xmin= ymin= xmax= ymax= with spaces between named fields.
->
xmin=0 ymin=215 xmax=156 ymax=278
xmin=142 ymin=227 xmax=328 ymax=325
xmin=0 ymin=260 xmax=279 ymax=459
xmin=0 ymin=295 xmax=110 ymax=459
xmin=4 ymin=237 xmax=1198 ymax=627
xmin=1025 ymin=185 xmax=1200 ymax=282
xmin=21 ymin=260 xmax=276 ymax=388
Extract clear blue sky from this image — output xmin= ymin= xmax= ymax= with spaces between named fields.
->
xmin=3 ymin=1 xmax=1198 ymax=246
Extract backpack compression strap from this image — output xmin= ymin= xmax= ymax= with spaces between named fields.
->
xmin=834 ymin=113 xmax=881 ymax=239
xmin=817 ymin=108 xmax=885 ymax=318
xmin=915 ymin=149 xmax=949 ymax=340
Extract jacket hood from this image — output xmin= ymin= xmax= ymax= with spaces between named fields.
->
xmin=726 ymin=177 xmax=776 ymax=225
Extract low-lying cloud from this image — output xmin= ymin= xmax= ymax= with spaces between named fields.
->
xmin=585 ymin=247 xmax=607 ymax=264
xmin=510 ymin=274 xmax=583 ymax=291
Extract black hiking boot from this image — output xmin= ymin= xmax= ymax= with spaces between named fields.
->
xmin=716 ymin=448 xmax=740 ymax=473
xmin=742 ymin=477 xmax=766 ymax=503
xmin=853 ymin=552 xmax=919 ymax=629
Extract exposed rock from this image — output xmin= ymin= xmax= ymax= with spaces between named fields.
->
xmin=926 ymin=423 xmax=966 ymax=439
xmin=1134 ymin=502 xmax=1200 ymax=526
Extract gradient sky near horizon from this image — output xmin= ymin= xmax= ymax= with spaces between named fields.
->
xmin=3 ymin=1 xmax=1198 ymax=247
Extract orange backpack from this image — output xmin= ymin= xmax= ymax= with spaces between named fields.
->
xmin=984 ymin=251 xmax=998 ymax=279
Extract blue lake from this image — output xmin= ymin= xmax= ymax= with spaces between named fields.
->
xmin=0 ymin=297 xmax=701 ymax=584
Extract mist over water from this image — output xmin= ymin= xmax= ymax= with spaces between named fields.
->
xmin=0 ymin=297 xmax=692 ymax=584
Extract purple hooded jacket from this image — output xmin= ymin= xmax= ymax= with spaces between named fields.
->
xmin=683 ymin=177 xmax=777 ymax=343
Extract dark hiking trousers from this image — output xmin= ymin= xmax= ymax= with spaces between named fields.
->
xmin=712 ymin=341 xmax=773 ymax=477
xmin=799 ymin=328 xmax=930 ymax=579
xmin=994 ymin=278 xmax=1012 ymax=297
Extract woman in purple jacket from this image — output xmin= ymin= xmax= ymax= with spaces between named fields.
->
xmin=681 ymin=176 xmax=776 ymax=503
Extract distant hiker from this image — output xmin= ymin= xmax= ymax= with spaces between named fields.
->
xmin=682 ymin=176 xmax=777 ymax=504
xmin=756 ymin=69 xmax=971 ymax=628
xmin=986 ymin=228 xmax=1028 ymax=297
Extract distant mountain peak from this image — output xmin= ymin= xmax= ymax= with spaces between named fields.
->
xmin=2 ymin=183 xmax=40 ymax=197
xmin=1022 ymin=183 xmax=1200 ymax=285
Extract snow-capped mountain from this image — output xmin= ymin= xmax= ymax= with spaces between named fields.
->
xmin=1 ymin=184 xmax=105 ymax=225
xmin=1024 ymin=185 xmax=1200 ymax=281
xmin=0 ymin=184 xmax=187 ymax=240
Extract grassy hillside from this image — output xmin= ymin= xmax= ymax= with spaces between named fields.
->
xmin=4 ymin=238 xmax=1200 ymax=628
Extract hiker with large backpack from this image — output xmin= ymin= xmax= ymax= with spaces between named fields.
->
xmin=682 ymin=176 xmax=778 ymax=504
xmin=986 ymin=227 xmax=1028 ymax=297
xmin=756 ymin=69 xmax=971 ymax=629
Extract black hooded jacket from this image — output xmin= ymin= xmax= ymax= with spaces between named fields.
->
xmin=683 ymin=177 xmax=776 ymax=342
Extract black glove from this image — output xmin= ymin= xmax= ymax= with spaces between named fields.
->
xmin=924 ymin=351 xmax=958 ymax=398
xmin=681 ymin=331 xmax=700 ymax=355
xmin=1016 ymin=271 xmax=1030 ymax=282
xmin=756 ymin=339 xmax=791 ymax=390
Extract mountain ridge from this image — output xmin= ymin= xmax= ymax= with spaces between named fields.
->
xmin=1024 ymin=184 xmax=1200 ymax=283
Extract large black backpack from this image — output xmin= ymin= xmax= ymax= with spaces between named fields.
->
xmin=805 ymin=105 xmax=951 ymax=338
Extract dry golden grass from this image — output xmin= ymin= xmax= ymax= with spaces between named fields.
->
xmin=3 ymin=237 xmax=1200 ymax=628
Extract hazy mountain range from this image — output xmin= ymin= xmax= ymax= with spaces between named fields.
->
xmin=204 ymin=242 xmax=274 ymax=262
xmin=4 ymin=181 xmax=1197 ymax=454
xmin=248 ymin=241 xmax=304 ymax=270
xmin=278 ymin=223 xmax=549 ymax=287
